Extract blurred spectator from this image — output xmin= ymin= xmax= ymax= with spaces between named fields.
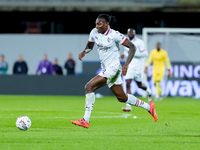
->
xmin=36 ymin=54 xmax=54 ymax=75
xmin=64 ymin=53 xmax=76 ymax=75
xmin=13 ymin=55 xmax=28 ymax=74
xmin=0 ymin=54 xmax=8 ymax=75
xmin=53 ymin=58 xmax=63 ymax=75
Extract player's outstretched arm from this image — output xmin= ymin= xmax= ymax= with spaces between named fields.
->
xmin=144 ymin=51 xmax=153 ymax=73
xmin=164 ymin=52 xmax=172 ymax=77
xmin=121 ymin=39 xmax=136 ymax=75
xmin=79 ymin=42 xmax=95 ymax=61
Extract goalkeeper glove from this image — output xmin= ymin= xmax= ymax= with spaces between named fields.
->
xmin=168 ymin=69 xmax=172 ymax=77
xmin=144 ymin=66 xmax=147 ymax=73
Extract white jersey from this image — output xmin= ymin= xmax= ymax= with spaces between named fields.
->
xmin=88 ymin=27 xmax=127 ymax=88
xmin=123 ymin=37 xmax=148 ymax=81
xmin=89 ymin=28 xmax=127 ymax=71
xmin=123 ymin=37 xmax=148 ymax=70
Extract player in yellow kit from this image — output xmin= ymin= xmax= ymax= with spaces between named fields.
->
xmin=144 ymin=42 xmax=172 ymax=100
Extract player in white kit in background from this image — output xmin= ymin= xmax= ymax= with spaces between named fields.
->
xmin=71 ymin=14 xmax=157 ymax=128
xmin=121 ymin=28 xmax=152 ymax=112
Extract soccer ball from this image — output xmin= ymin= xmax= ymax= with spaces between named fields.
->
xmin=16 ymin=115 xmax=31 ymax=131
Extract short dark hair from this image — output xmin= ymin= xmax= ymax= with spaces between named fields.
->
xmin=97 ymin=14 xmax=116 ymax=27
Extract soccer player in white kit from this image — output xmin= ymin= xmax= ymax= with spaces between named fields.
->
xmin=121 ymin=28 xmax=152 ymax=112
xmin=71 ymin=14 xmax=157 ymax=128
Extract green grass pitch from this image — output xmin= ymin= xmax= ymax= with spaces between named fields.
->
xmin=0 ymin=95 xmax=199 ymax=150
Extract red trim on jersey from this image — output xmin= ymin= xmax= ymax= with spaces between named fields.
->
xmin=88 ymin=40 xmax=95 ymax=43
xmin=105 ymin=28 xmax=110 ymax=35
xmin=121 ymin=37 xmax=127 ymax=45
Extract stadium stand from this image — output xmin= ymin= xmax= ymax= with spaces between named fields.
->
xmin=0 ymin=0 xmax=180 ymax=11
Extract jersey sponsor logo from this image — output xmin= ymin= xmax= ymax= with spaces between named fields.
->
xmin=96 ymin=43 xmax=110 ymax=51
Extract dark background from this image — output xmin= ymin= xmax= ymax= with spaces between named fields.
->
xmin=0 ymin=11 xmax=199 ymax=34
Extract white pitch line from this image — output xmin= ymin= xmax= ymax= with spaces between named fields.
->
xmin=34 ymin=113 xmax=132 ymax=119
xmin=0 ymin=110 xmax=133 ymax=119
xmin=93 ymin=113 xmax=132 ymax=118
xmin=0 ymin=109 xmax=124 ymax=114
xmin=0 ymin=109 xmax=130 ymax=115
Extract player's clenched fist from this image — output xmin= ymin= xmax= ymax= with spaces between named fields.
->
xmin=78 ymin=51 xmax=86 ymax=61
xmin=122 ymin=64 xmax=128 ymax=76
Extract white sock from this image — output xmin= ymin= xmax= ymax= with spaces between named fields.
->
xmin=126 ymin=94 xmax=150 ymax=111
xmin=83 ymin=92 xmax=95 ymax=123
xmin=126 ymin=103 xmax=132 ymax=108
xmin=146 ymin=87 xmax=152 ymax=96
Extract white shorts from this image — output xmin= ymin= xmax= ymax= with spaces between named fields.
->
xmin=124 ymin=67 xmax=143 ymax=82
xmin=99 ymin=65 xmax=122 ymax=88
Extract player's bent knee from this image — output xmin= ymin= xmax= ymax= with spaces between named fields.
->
xmin=84 ymin=83 xmax=94 ymax=93
xmin=126 ymin=84 xmax=131 ymax=89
